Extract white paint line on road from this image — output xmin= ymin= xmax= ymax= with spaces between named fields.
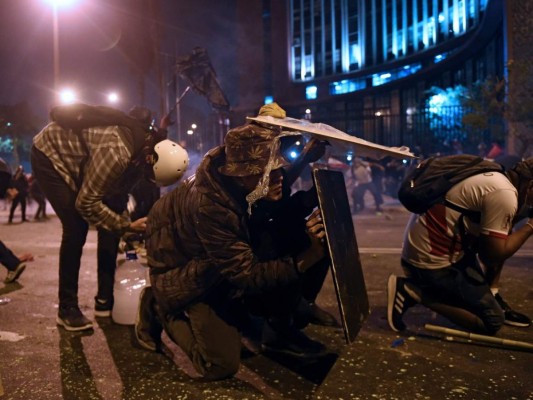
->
xmin=359 ymin=248 xmax=402 ymax=254
xmin=359 ymin=248 xmax=533 ymax=257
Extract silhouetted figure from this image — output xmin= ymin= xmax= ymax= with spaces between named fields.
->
xmin=29 ymin=175 xmax=48 ymax=220
xmin=8 ymin=165 xmax=29 ymax=223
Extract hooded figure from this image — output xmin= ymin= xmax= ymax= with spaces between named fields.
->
xmin=138 ymin=103 xmax=338 ymax=381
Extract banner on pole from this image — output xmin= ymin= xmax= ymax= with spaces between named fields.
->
xmin=175 ymin=47 xmax=230 ymax=112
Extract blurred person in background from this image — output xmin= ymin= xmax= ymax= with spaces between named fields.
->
xmin=7 ymin=165 xmax=29 ymax=224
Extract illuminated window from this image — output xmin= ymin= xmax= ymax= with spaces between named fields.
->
xmin=434 ymin=53 xmax=447 ymax=63
xmin=305 ymin=85 xmax=318 ymax=100
xmin=330 ymin=79 xmax=366 ymax=95
xmin=289 ymin=0 xmax=488 ymax=82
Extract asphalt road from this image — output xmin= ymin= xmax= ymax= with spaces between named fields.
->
xmin=1 ymin=198 xmax=532 ymax=399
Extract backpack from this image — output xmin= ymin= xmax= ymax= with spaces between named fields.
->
xmin=398 ymin=154 xmax=504 ymax=221
xmin=50 ymin=103 xmax=148 ymax=157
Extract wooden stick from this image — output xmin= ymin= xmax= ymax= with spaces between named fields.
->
xmin=424 ymin=324 xmax=533 ymax=351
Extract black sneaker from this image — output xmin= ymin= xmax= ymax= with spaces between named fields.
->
xmin=135 ymin=286 xmax=163 ymax=351
xmin=57 ymin=306 xmax=93 ymax=332
xmin=293 ymin=300 xmax=339 ymax=328
xmin=494 ymin=293 xmax=531 ymax=328
xmin=4 ymin=263 xmax=26 ymax=284
xmin=387 ymin=274 xmax=417 ymax=332
xmin=261 ymin=321 xmax=327 ymax=358
xmin=94 ymin=297 xmax=113 ymax=318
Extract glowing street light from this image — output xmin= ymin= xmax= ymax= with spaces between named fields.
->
xmin=59 ymin=88 xmax=77 ymax=104
xmin=107 ymin=92 xmax=119 ymax=104
xmin=187 ymin=123 xmax=197 ymax=135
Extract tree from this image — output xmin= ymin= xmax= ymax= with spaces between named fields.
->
xmin=461 ymin=77 xmax=506 ymax=157
xmin=461 ymin=77 xmax=505 ymax=139
xmin=425 ymin=85 xmax=469 ymax=152
xmin=462 ymin=61 xmax=533 ymax=158
xmin=505 ymin=60 xmax=533 ymax=157
xmin=0 ymin=102 xmax=41 ymax=168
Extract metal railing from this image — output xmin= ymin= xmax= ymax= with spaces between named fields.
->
xmin=309 ymin=105 xmax=503 ymax=157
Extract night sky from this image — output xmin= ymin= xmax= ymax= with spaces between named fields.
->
xmin=0 ymin=0 xmax=241 ymax=126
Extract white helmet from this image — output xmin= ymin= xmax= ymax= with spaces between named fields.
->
xmin=153 ymin=139 xmax=189 ymax=186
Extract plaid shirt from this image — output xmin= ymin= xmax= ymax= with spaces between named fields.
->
xmin=33 ymin=122 xmax=134 ymax=234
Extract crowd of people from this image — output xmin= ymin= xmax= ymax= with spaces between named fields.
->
xmin=1 ymin=102 xmax=531 ymax=382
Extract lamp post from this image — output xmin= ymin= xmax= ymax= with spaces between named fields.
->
xmin=44 ymin=0 xmax=79 ymax=103
xmin=52 ymin=2 xmax=60 ymax=98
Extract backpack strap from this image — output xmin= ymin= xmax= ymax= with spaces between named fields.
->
xmin=443 ymin=200 xmax=481 ymax=224
xmin=444 ymin=200 xmax=480 ymax=263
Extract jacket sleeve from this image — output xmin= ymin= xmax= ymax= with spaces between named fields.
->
xmin=75 ymin=129 xmax=132 ymax=234
xmin=196 ymin=202 xmax=301 ymax=295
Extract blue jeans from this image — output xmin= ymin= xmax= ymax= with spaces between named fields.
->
xmin=401 ymin=255 xmax=504 ymax=334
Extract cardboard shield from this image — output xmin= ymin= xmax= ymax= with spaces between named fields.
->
xmin=247 ymin=115 xmax=416 ymax=160
xmin=313 ymin=168 xmax=370 ymax=343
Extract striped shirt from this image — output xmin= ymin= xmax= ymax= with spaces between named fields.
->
xmin=33 ymin=122 xmax=135 ymax=234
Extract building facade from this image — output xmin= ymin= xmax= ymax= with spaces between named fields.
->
xmin=247 ymin=0 xmax=506 ymax=157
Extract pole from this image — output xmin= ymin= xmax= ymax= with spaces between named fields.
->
xmin=172 ymin=85 xmax=191 ymax=145
xmin=425 ymin=324 xmax=533 ymax=351
xmin=52 ymin=3 xmax=59 ymax=101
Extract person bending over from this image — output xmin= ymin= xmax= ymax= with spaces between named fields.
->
xmin=31 ymin=104 xmax=188 ymax=331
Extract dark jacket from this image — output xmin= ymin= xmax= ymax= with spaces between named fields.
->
xmin=145 ymin=146 xmax=312 ymax=316
xmin=10 ymin=171 xmax=29 ymax=197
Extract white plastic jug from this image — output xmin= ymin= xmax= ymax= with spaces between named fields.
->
xmin=112 ymin=251 xmax=148 ymax=325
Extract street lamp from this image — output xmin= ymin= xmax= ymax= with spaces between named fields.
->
xmin=107 ymin=92 xmax=119 ymax=104
xmin=59 ymin=88 xmax=77 ymax=104
xmin=187 ymin=123 xmax=197 ymax=135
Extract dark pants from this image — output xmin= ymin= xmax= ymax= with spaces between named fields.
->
xmin=0 ymin=240 xmax=21 ymax=271
xmin=352 ymin=182 xmax=381 ymax=211
xmin=155 ymin=256 xmax=329 ymax=380
xmin=34 ymin=197 xmax=47 ymax=219
xmin=401 ymin=257 xmax=504 ymax=334
xmin=31 ymin=146 xmax=120 ymax=310
xmin=162 ymin=301 xmax=242 ymax=381
xmin=9 ymin=194 xmax=26 ymax=222
xmin=96 ymin=227 xmax=120 ymax=303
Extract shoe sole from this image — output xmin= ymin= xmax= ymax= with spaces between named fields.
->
xmin=56 ymin=317 xmax=93 ymax=332
xmin=4 ymin=264 xmax=26 ymax=284
xmin=94 ymin=309 xmax=112 ymax=318
xmin=387 ymin=274 xmax=403 ymax=333
xmin=135 ymin=330 xmax=157 ymax=352
xmin=503 ymin=319 xmax=532 ymax=328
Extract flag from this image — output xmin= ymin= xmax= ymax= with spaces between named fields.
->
xmin=175 ymin=47 xmax=230 ymax=111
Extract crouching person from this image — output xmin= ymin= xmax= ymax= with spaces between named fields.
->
xmin=388 ymin=158 xmax=533 ymax=335
xmin=136 ymin=104 xmax=336 ymax=380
